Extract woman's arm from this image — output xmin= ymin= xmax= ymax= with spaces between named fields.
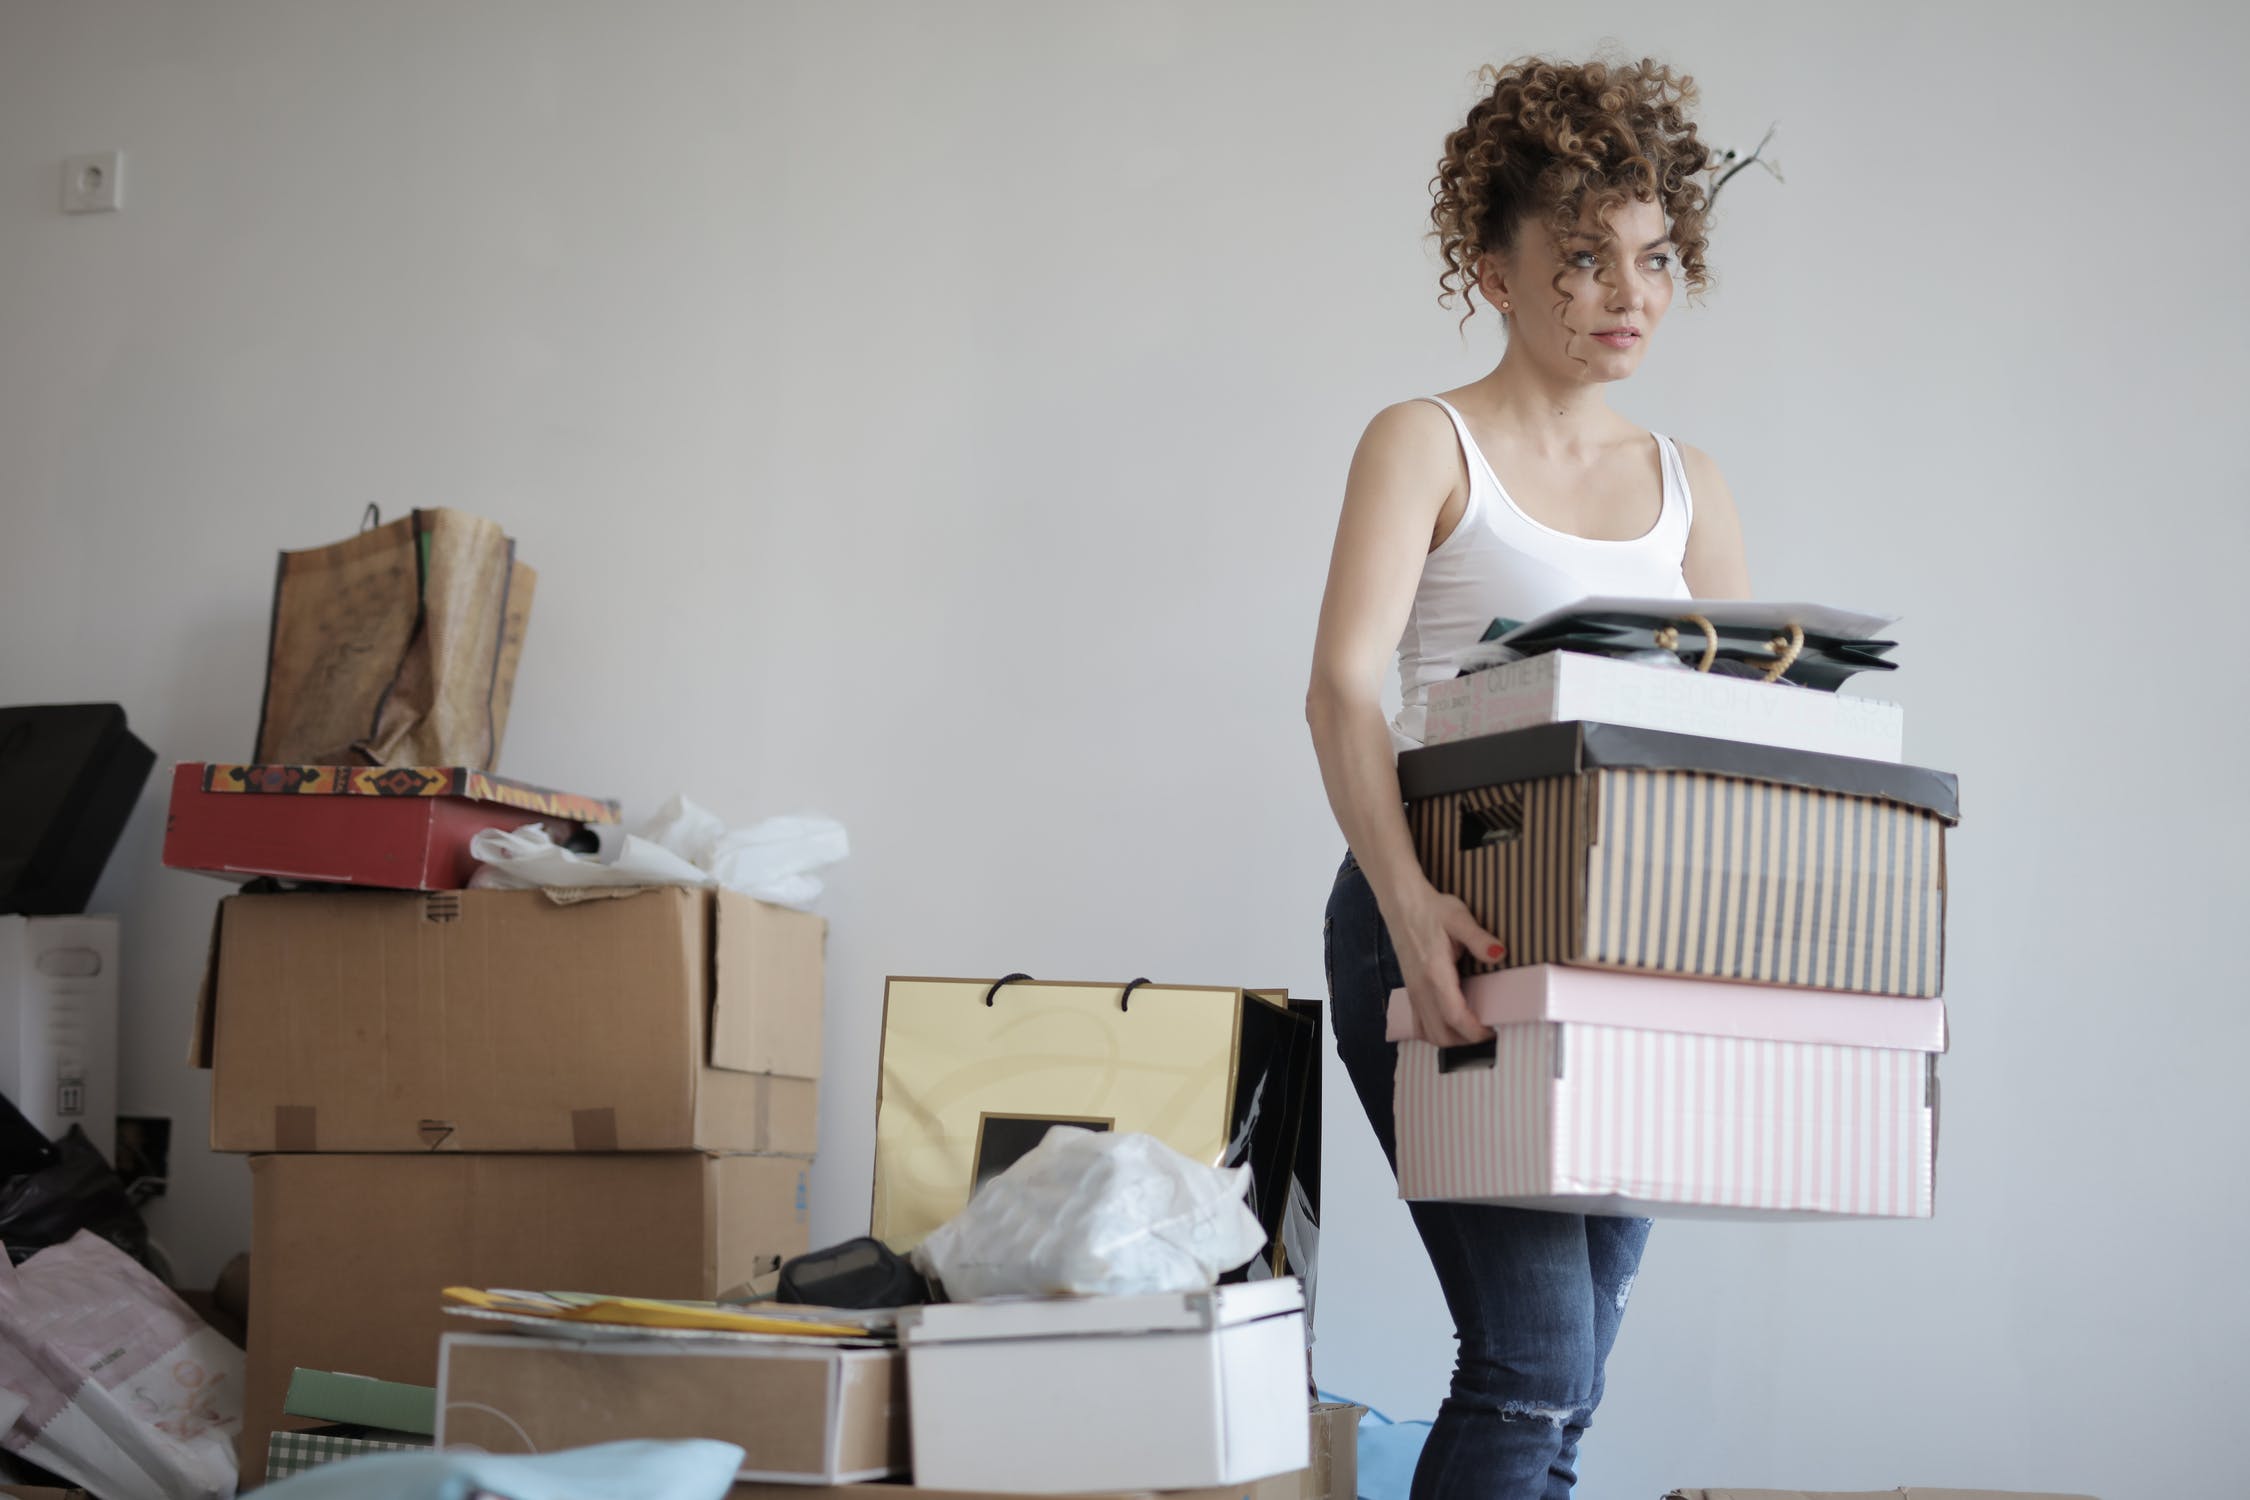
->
xmin=1307 ymin=402 xmax=1503 ymax=1047
xmin=1679 ymin=443 xmax=1752 ymax=598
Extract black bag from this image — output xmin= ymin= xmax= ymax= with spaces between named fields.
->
xmin=0 ymin=704 xmax=155 ymax=915
xmin=776 ymin=1237 xmax=931 ymax=1309
xmin=0 ymin=1124 xmax=158 ymax=1275
xmin=1495 ymin=609 xmax=1896 ymax=691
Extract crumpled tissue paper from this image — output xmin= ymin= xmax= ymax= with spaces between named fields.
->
xmin=469 ymin=796 xmax=848 ymax=910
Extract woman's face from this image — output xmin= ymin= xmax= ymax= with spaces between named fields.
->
xmin=1480 ymin=194 xmax=1678 ymax=380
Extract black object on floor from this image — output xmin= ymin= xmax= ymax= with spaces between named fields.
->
xmin=776 ymin=1236 xmax=931 ymax=1308
xmin=0 ymin=1090 xmax=60 ymax=1182
xmin=0 ymin=703 xmax=156 ymax=915
xmin=0 ymin=1123 xmax=159 ymax=1274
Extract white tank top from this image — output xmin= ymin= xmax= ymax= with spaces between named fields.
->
xmin=1391 ymin=395 xmax=1695 ymax=750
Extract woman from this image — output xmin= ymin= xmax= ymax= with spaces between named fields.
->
xmin=1305 ymin=56 xmax=1753 ymax=1500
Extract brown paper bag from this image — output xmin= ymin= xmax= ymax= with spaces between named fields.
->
xmin=253 ymin=508 xmax=535 ymax=770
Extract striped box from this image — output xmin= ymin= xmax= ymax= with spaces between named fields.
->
xmin=1390 ymin=967 xmax=1943 ymax=1219
xmin=1398 ymin=722 xmax=1960 ymax=997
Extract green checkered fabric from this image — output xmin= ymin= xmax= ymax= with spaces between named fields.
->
xmin=265 ymin=1428 xmax=431 ymax=1481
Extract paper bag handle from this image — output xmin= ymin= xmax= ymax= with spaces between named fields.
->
xmin=982 ymin=973 xmax=1151 ymax=1013
xmin=982 ymin=973 xmax=1033 ymax=1007
xmin=1654 ymin=614 xmax=1807 ymax=683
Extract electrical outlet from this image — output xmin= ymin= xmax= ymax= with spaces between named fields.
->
xmin=62 ymin=151 xmax=123 ymax=213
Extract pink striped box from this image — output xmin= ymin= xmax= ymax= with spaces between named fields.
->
xmin=1387 ymin=967 xmax=1944 ymax=1219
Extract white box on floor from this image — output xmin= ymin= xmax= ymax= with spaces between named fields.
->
xmin=1422 ymin=651 xmax=1905 ymax=761
xmin=896 ymin=1280 xmax=1309 ymax=1495
xmin=0 ymin=915 xmax=118 ymax=1159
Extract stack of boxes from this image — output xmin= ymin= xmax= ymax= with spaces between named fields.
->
xmin=1389 ymin=643 xmax=1957 ymax=1218
xmin=404 ymin=973 xmax=1343 ymax=1499
xmin=183 ymin=824 xmax=826 ymax=1482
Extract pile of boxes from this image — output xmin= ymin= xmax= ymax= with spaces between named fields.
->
xmin=1390 ymin=645 xmax=1958 ymax=1218
xmin=426 ymin=1281 xmax=1361 ymax=1499
xmin=181 ymin=802 xmax=827 ymax=1482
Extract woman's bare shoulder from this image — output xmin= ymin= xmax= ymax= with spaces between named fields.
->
xmin=1350 ymin=399 xmax=1462 ymax=493
xmin=1671 ymin=438 xmax=1740 ymax=518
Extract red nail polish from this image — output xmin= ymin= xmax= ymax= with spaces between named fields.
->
xmin=1487 ymin=944 xmax=1505 ymax=959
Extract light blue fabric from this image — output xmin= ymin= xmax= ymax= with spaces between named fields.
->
xmin=1319 ymin=1390 xmax=1432 ymax=1500
xmin=253 ymin=1438 xmax=745 ymax=1499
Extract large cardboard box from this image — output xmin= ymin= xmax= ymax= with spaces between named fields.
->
xmin=725 ymin=1400 xmax=1357 ymax=1500
xmin=162 ymin=762 xmax=616 ymax=892
xmin=438 ymin=1333 xmax=906 ymax=1482
xmin=242 ymin=1151 xmax=810 ymax=1487
xmin=193 ymin=886 xmax=822 ymax=1153
xmin=1303 ymin=1401 xmax=1361 ymax=1500
xmin=1423 ymin=651 xmax=1905 ymax=760
xmin=873 ymin=978 xmax=1312 ymax=1260
xmin=1391 ymin=967 xmax=1945 ymax=1219
xmin=1666 ymin=1491 xmax=2100 ymax=1499
xmin=733 ymin=1483 xmax=1298 ymax=1500
xmin=0 ymin=916 xmax=117 ymax=1160
xmin=897 ymin=1281 xmax=1309 ymax=1495
xmin=1400 ymin=722 xmax=1959 ymax=997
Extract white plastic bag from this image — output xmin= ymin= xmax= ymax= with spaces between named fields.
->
xmin=468 ymin=824 xmax=710 ymax=891
xmin=0 ymin=1230 xmax=243 ymax=1499
xmin=910 ymin=1129 xmax=1268 ymax=1300
xmin=469 ymin=796 xmax=849 ymax=910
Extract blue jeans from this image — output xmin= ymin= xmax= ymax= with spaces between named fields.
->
xmin=1324 ymin=853 xmax=1650 ymax=1500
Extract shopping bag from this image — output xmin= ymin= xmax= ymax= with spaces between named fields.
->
xmin=1486 ymin=600 xmax=1896 ymax=692
xmin=253 ymin=508 xmax=535 ymax=770
xmin=871 ymin=976 xmax=1314 ymax=1273
xmin=0 ymin=1230 xmax=242 ymax=1500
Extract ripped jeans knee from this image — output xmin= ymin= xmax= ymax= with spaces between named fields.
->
xmin=1450 ymin=1346 xmax=1600 ymax=1435
xmin=1498 ymin=1396 xmax=1595 ymax=1431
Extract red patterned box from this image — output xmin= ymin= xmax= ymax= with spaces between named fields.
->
xmin=162 ymin=762 xmax=618 ymax=891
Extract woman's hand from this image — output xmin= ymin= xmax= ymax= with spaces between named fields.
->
xmin=1379 ymin=876 xmax=1504 ymax=1048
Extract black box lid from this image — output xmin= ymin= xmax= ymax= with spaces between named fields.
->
xmin=1396 ymin=720 xmax=1959 ymax=824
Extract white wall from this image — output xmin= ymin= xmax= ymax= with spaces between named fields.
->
xmin=3 ymin=4 xmax=2243 ymax=1496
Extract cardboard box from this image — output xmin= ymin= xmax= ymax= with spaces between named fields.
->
xmin=0 ymin=916 xmax=118 ymax=1161
xmin=241 ymin=1151 xmax=810 ymax=1486
xmin=1304 ymin=1400 xmax=1362 ymax=1500
xmin=162 ymin=761 xmax=619 ymax=892
xmin=873 ymin=978 xmax=1312 ymax=1260
xmin=897 ymin=1281 xmax=1309 ymax=1494
xmin=1666 ymin=1491 xmax=2101 ymax=1499
xmin=193 ymin=885 xmax=823 ymax=1153
xmin=731 ymin=1483 xmax=1302 ymax=1500
xmin=1423 ymin=651 xmax=1906 ymax=760
xmin=727 ymin=1399 xmax=1354 ymax=1500
xmin=1393 ymin=966 xmax=1944 ymax=1218
xmin=1400 ymin=722 xmax=1959 ymax=997
xmin=438 ymin=1333 xmax=906 ymax=1482
xmin=727 ymin=1406 xmax=1354 ymax=1500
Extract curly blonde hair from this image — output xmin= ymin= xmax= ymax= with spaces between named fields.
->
xmin=1430 ymin=55 xmax=1715 ymax=330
